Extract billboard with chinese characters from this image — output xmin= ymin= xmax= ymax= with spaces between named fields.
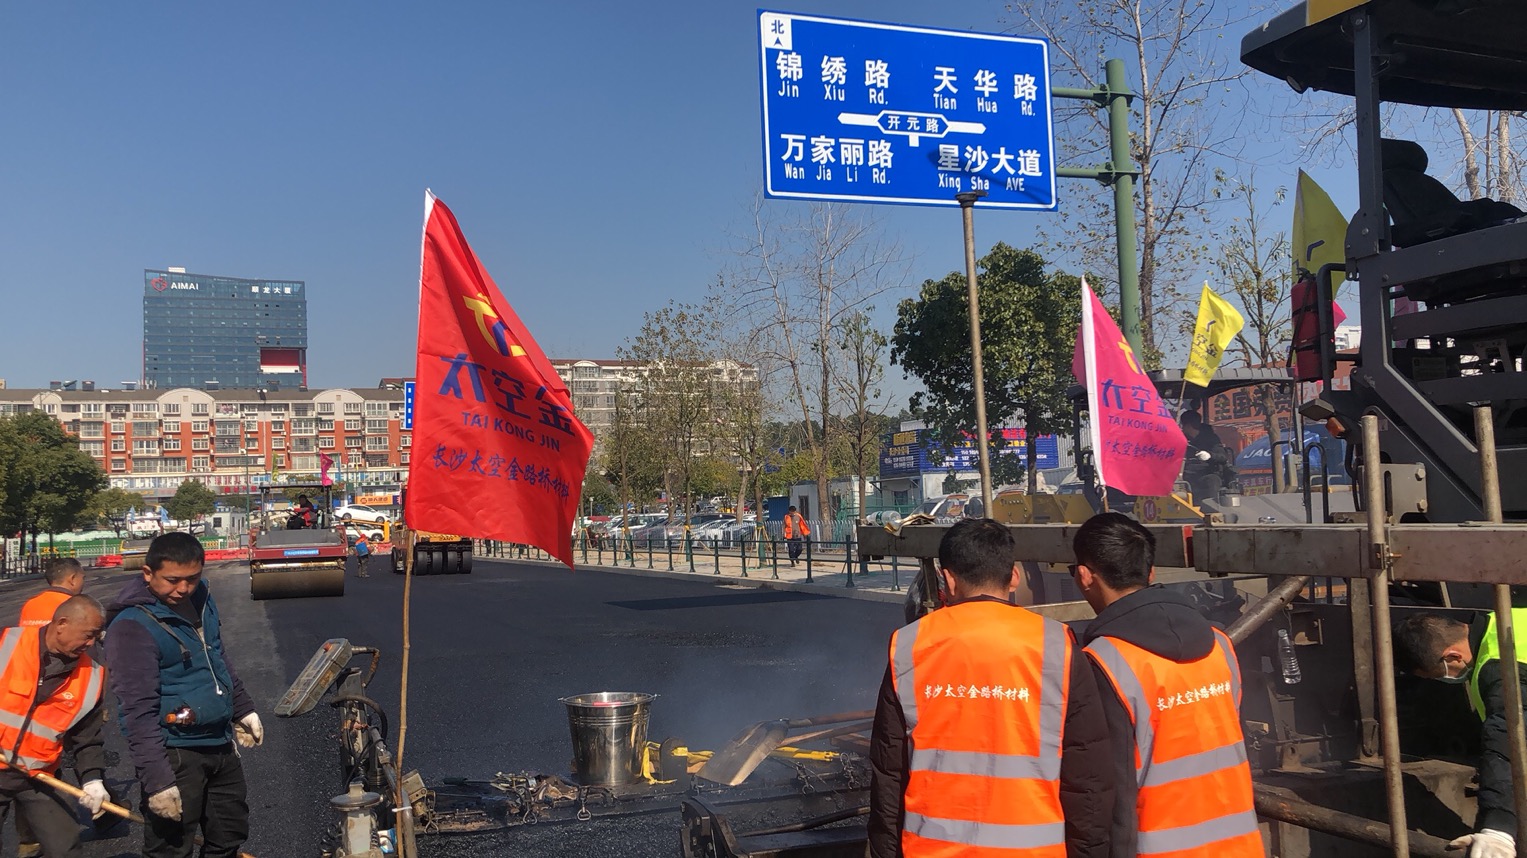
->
xmin=880 ymin=427 xmax=1059 ymax=478
xmin=759 ymin=11 xmax=1055 ymax=209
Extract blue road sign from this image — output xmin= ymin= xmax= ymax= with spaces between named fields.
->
xmin=403 ymin=381 xmax=415 ymax=431
xmin=759 ymin=11 xmax=1055 ymax=210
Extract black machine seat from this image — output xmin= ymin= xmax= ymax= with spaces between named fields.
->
xmin=1382 ymin=138 xmax=1523 ymax=249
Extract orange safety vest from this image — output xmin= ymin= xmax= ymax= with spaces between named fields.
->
xmin=19 ymin=590 xmax=71 ymax=628
xmin=1085 ymin=628 xmax=1261 ymax=858
xmin=783 ymin=513 xmax=809 ymax=539
xmin=0 ymin=626 xmax=105 ymax=774
xmin=890 ymin=600 xmax=1071 ymax=858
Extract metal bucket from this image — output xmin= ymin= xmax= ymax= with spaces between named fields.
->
xmin=559 ymin=692 xmax=656 ymax=785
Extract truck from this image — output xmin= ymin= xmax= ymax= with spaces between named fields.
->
xmin=391 ymin=526 xmax=473 ymax=575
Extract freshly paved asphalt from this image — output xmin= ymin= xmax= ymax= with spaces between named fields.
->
xmin=2 ymin=556 xmax=901 ymax=856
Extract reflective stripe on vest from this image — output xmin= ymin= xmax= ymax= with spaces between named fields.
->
xmin=0 ymin=627 xmax=106 ymax=774
xmin=1085 ymin=627 xmax=1259 ymax=857
xmin=1468 ymin=608 xmax=1527 ymax=719
xmin=890 ymin=602 xmax=1069 ymax=854
xmin=905 ymin=813 xmax=1068 ymax=850
xmin=1136 ymin=810 xmax=1262 ymax=854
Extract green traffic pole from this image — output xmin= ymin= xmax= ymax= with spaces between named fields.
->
xmin=1105 ymin=57 xmax=1143 ymax=357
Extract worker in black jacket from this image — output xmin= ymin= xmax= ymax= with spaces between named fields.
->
xmin=1395 ymin=612 xmax=1525 ymax=858
xmin=866 ymin=519 xmax=1114 ymax=858
xmin=1179 ymin=410 xmax=1234 ymax=504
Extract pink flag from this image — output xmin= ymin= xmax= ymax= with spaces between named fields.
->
xmin=320 ymin=452 xmax=335 ymax=487
xmin=1071 ymin=278 xmax=1188 ymax=496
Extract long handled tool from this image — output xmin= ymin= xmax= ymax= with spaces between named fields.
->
xmin=4 ymin=754 xmax=257 ymax=858
xmin=698 ymin=710 xmax=873 ymax=786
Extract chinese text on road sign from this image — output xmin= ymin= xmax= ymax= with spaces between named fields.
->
xmin=759 ymin=11 xmax=1055 ymax=210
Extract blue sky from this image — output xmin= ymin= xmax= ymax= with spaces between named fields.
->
xmin=0 ymin=2 xmax=1351 ymax=395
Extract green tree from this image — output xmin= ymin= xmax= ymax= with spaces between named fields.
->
xmin=85 ymin=487 xmax=148 ymax=534
xmin=602 ymin=385 xmax=662 ymax=517
xmin=0 ymin=412 xmax=107 ymax=543
xmin=579 ymin=470 xmax=618 ymax=516
xmin=165 ymin=479 xmax=218 ymax=523
xmin=688 ymin=456 xmax=737 ymax=502
xmin=892 ymin=244 xmax=1082 ymax=495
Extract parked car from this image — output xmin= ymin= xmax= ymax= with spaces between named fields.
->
xmin=693 ymin=517 xmax=758 ymax=550
xmin=332 ymin=504 xmax=391 ymax=525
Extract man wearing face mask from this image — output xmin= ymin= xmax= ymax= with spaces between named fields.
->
xmin=1395 ymin=612 xmax=1525 ymax=858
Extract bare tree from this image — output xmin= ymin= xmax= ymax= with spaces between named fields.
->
xmin=618 ymin=303 xmax=719 ymax=520
xmin=834 ymin=310 xmax=889 ymax=524
xmin=1004 ymin=0 xmax=1261 ymax=365
xmin=1215 ymin=175 xmax=1292 ymax=447
xmin=728 ymin=199 xmax=908 ymax=523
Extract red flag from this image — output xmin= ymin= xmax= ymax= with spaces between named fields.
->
xmin=319 ymin=452 xmax=335 ymax=486
xmin=1071 ymin=278 xmax=1188 ymax=497
xmin=406 ymin=192 xmax=593 ymax=567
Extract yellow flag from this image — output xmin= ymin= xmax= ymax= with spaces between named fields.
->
xmin=1184 ymin=283 xmax=1245 ymax=387
xmin=1292 ymin=170 xmax=1348 ymax=290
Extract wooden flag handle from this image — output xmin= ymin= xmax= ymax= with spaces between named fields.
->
xmin=32 ymin=768 xmax=258 ymax=858
xmin=31 ymin=769 xmax=143 ymax=823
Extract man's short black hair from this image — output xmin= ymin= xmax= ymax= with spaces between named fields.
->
xmin=1073 ymin=512 xmax=1155 ymax=590
xmin=787 ymin=505 xmax=797 ymax=512
xmin=146 ymin=531 xmax=205 ymax=571
xmin=44 ymin=557 xmax=83 ymax=585
xmin=1180 ymin=410 xmax=1204 ymax=430
xmin=1394 ymin=614 xmax=1469 ymax=674
xmin=938 ymin=518 xmax=1016 ymax=590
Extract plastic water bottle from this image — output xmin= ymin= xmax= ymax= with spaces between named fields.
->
xmin=1278 ymin=629 xmax=1302 ymax=685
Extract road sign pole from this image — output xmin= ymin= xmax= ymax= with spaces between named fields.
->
xmin=1105 ymin=59 xmax=1143 ymax=358
xmin=1053 ymin=59 xmax=1141 ymax=357
xmin=957 ymin=190 xmax=994 ymax=517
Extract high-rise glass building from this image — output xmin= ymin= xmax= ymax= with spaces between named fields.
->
xmin=142 ymin=268 xmax=308 ymax=390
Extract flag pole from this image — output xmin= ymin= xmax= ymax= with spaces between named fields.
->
xmin=956 ymin=189 xmax=994 ymax=517
xmin=395 ymin=501 xmax=417 ymax=857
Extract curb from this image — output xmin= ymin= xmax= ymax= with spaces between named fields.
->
xmin=478 ymin=555 xmax=909 ymax=605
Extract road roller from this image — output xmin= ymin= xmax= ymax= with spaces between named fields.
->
xmin=249 ymin=483 xmax=349 ymax=599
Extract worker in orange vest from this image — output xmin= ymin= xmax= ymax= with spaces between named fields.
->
xmin=20 ymin=559 xmax=86 ymax=628
xmin=0 ymin=595 xmax=111 ymax=856
xmin=867 ymin=518 xmax=1114 ymax=858
xmin=782 ymin=506 xmax=810 ymax=566
xmin=1071 ymin=513 xmax=1262 ymax=858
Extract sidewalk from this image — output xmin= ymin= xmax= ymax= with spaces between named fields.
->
xmin=476 ymin=541 xmax=923 ymax=605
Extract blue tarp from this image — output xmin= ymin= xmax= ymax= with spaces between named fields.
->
xmin=1235 ymin=426 xmax=1348 ymax=483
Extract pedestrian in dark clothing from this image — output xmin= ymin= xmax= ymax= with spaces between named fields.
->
xmin=106 ymin=532 xmax=263 ymax=858
xmin=1179 ymin=410 xmax=1234 ymax=504
xmin=0 ymin=596 xmax=110 ymax=858
xmin=1073 ymin=513 xmax=1262 ymax=858
xmin=867 ymin=519 xmax=1114 ymax=858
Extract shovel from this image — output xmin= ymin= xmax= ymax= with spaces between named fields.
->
xmin=1 ymin=753 xmax=257 ymax=858
xmin=697 ymin=709 xmax=873 ymax=786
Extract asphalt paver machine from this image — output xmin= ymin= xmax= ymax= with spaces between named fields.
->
xmin=249 ymin=482 xmax=348 ymax=600
xmin=854 ymin=4 xmax=1527 ymax=855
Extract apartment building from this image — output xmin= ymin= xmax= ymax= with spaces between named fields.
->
xmin=0 ymin=384 xmax=411 ymax=500
xmin=550 ymin=358 xmax=758 ymax=435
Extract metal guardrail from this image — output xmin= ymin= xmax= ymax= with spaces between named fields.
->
xmin=478 ymin=533 xmax=915 ymax=591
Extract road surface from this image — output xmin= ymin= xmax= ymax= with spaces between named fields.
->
xmin=2 ymin=557 xmax=899 ymax=856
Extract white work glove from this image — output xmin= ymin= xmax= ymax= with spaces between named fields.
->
xmin=1449 ymin=829 xmax=1515 ymax=858
xmin=1195 ymin=450 xmax=1213 ymax=461
xmin=233 ymin=712 xmax=264 ymax=748
xmin=78 ymin=779 xmax=109 ymax=818
xmin=147 ymin=786 xmax=182 ymax=820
